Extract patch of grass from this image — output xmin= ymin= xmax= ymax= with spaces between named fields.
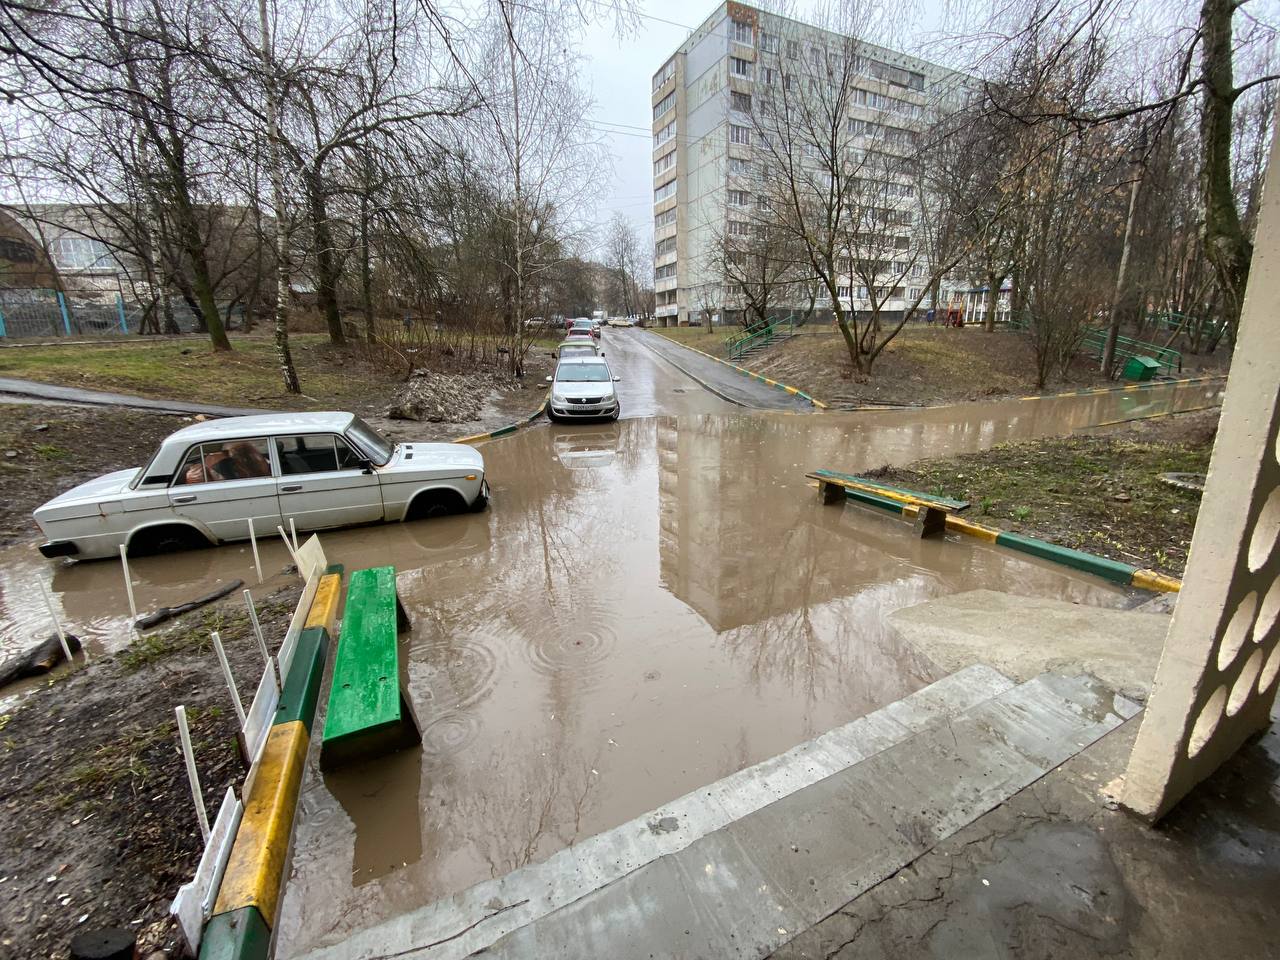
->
xmin=0 ymin=335 xmax=396 ymax=411
xmin=871 ymin=421 xmax=1215 ymax=577
xmin=33 ymin=443 xmax=68 ymax=460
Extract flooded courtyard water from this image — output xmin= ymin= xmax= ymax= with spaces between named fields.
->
xmin=0 ymin=373 xmax=1222 ymax=955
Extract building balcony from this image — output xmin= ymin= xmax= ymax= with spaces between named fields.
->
xmin=656 ymin=250 xmax=677 ymax=269
xmin=655 ymin=277 xmax=678 ymax=294
xmin=655 ymin=303 xmax=679 ymax=317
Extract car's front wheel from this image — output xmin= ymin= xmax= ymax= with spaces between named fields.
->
xmin=405 ymin=490 xmax=467 ymax=521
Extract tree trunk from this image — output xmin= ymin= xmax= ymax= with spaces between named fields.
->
xmin=258 ymin=0 xmax=300 ymax=393
xmin=1102 ymin=169 xmax=1141 ymax=377
xmin=359 ymin=190 xmax=375 ymax=343
xmin=306 ymin=169 xmax=345 ymax=347
xmin=1198 ymin=0 xmax=1252 ymax=332
xmin=984 ymin=273 xmax=1001 ymax=332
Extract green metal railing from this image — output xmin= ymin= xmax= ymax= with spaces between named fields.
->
xmin=1079 ymin=328 xmax=1181 ymax=375
xmin=724 ymin=317 xmax=794 ymax=361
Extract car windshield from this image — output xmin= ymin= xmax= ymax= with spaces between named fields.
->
xmin=345 ymin=416 xmax=394 ymax=465
xmin=560 ymin=345 xmax=595 ymax=357
xmin=557 ymin=362 xmax=610 ymax=383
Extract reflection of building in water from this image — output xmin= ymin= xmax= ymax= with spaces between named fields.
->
xmin=657 ymin=417 xmax=886 ymax=633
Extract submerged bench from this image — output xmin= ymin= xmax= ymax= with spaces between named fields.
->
xmin=320 ymin=566 xmax=421 ymax=769
xmin=807 ymin=468 xmax=969 ymax=538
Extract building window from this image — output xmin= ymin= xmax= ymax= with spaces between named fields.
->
xmin=655 ymin=207 xmax=677 ymax=228
xmin=760 ymin=32 xmax=779 ymax=53
xmin=727 ymin=189 xmax=749 ymax=206
xmin=728 ymin=220 xmax=752 ymax=236
xmin=652 ymin=58 xmax=675 ymax=92
xmin=836 ymin=285 xmax=850 ymax=298
xmin=729 ymin=57 xmax=753 ymax=79
xmin=728 ymin=156 xmax=750 ymax=175
xmin=786 ymin=39 xmax=800 ymax=58
xmin=654 ymin=179 xmax=677 ymax=203
xmin=910 ymin=263 xmax=924 ymax=278
xmin=908 ymin=287 xmax=922 ymax=301
xmin=729 ymin=124 xmax=751 ymax=145
xmin=655 ymin=236 xmax=676 ymax=256
xmin=50 ymin=236 xmax=113 ymax=271
xmin=654 ymin=150 xmax=676 ymax=176
xmin=653 ymin=91 xmax=675 ymax=121
xmin=729 ymin=19 xmax=753 ymax=44
xmin=731 ymin=91 xmax=752 ymax=113
xmin=654 ymin=119 xmax=676 ymax=148
xmin=761 ymin=66 xmax=776 ymax=86
xmin=655 ymin=263 xmax=677 ymax=279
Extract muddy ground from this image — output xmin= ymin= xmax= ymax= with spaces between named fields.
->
xmin=872 ymin=409 xmax=1219 ymax=578
xmin=0 ymin=584 xmax=301 ymax=959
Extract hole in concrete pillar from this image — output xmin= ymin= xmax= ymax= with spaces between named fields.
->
xmin=1256 ymin=577 xmax=1280 ymax=643
xmin=1246 ymin=486 xmax=1280 ymax=572
xmin=1217 ymin=590 xmax=1258 ymax=671
xmin=1186 ymin=685 xmax=1227 ymax=758
xmin=1259 ymin=642 xmax=1280 ymax=696
xmin=1227 ymin=648 xmax=1264 ymax=716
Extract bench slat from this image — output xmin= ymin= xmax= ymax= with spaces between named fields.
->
xmin=323 ymin=567 xmax=403 ymax=749
xmin=809 ymin=469 xmax=969 ymax=512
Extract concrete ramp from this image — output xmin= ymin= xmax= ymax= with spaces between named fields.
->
xmin=889 ymin=589 xmax=1170 ymax=702
xmin=295 ymin=666 xmax=1137 ymax=960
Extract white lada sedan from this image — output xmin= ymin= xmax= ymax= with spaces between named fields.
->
xmin=33 ymin=412 xmax=488 ymax=560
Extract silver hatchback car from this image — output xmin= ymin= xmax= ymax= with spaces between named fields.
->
xmin=546 ymin=357 xmax=621 ymax=422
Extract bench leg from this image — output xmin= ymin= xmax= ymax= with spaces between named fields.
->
xmin=820 ymin=480 xmax=844 ymax=505
xmin=913 ymin=505 xmax=947 ymax=538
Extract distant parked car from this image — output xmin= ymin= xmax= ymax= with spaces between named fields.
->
xmin=545 ymin=357 xmax=621 ymax=422
xmin=33 ymin=413 xmax=488 ymax=560
xmin=555 ymin=336 xmax=604 ymax=359
xmin=568 ymin=318 xmax=599 ymax=340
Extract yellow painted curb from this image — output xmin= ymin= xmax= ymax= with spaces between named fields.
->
xmin=213 ymin=720 xmax=309 ymax=928
xmin=945 ymin=515 xmax=1002 ymax=543
xmin=1132 ymin=569 xmax=1182 ymax=593
xmin=304 ymin=572 xmax=342 ymax=634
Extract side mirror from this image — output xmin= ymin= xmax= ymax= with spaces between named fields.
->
xmin=613 ymin=376 xmax=622 ymax=382
xmin=545 ymin=375 xmax=553 ymax=383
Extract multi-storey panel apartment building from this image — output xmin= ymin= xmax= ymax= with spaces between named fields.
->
xmin=650 ymin=1 xmax=966 ymax=327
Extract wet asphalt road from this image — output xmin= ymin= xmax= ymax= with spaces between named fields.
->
xmin=603 ymin=327 xmax=814 ymax=414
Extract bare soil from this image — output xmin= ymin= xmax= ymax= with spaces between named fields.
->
xmin=0 ymin=585 xmax=301 ymax=959
xmin=870 ymin=409 xmax=1220 ymax=578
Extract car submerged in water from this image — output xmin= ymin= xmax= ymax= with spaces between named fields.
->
xmin=33 ymin=412 xmax=488 ymax=560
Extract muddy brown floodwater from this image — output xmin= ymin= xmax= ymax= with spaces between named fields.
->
xmin=0 ymin=376 xmax=1221 ymax=957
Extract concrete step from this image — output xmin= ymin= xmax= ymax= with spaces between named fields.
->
xmin=470 ymin=673 xmax=1138 ymax=960
xmin=296 ymin=666 xmax=1027 ymax=960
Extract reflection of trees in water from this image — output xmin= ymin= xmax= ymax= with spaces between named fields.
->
xmin=446 ymin=737 xmax=603 ymax=880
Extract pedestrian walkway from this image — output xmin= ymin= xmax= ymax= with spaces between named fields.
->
xmin=633 ymin=330 xmax=815 ymax=411
xmin=0 ymin=376 xmax=270 ymax=417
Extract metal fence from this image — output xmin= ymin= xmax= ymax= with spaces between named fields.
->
xmin=0 ymin=288 xmax=244 ymax=338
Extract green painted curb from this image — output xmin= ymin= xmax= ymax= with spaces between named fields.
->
xmin=994 ymin=530 xmax=1137 ymax=584
xmin=491 ymin=424 xmax=518 ymax=438
xmin=198 ymin=906 xmax=270 ymax=960
xmin=840 ymin=487 xmax=906 ymax=515
xmin=273 ymin=626 xmax=329 ymax=734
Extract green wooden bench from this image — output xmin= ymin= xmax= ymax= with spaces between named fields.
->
xmin=807 ymin=469 xmax=969 ymax=539
xmin=320 ymin=566 xmax=421 ymax=769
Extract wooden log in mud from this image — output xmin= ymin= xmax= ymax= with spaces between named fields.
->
xmin=0 ymin=632 xmax=82 ymax=688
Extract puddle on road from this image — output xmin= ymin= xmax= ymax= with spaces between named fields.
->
xmin=271 ymin=381 xmax=1218 ymax=957
xmin=0 ymin=378 xmax=1220 ymax=952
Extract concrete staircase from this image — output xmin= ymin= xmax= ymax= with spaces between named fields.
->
xmin=295 ymin=666 xmax=1139 ymax=960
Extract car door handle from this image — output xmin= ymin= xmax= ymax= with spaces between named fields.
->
xmin=172 ymin=494 xmax=197 ymax=504
xmin=280 ymin=484 xmax=303 ymax=493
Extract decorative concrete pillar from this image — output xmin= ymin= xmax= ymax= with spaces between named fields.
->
xmin=1120 ymin=121 xmax=1280 ymax=821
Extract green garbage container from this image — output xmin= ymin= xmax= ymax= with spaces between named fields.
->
xmin=1122 ymin=355 xmax=1162 ymax=381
